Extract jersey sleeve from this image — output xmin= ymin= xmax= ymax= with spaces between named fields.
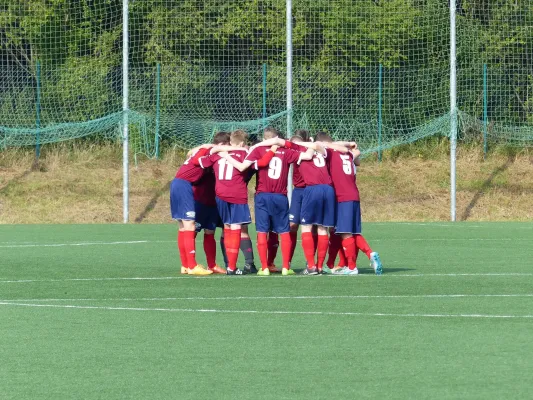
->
xmin=285 ymin=149 xmax=302 ymax=164
xmin=287 ymin=142 xmax=307 ymax=153
xmin=256 ymin=149 xmax=276 ymax=168
xmin=198 ymin=153 xmax=219 ymax=169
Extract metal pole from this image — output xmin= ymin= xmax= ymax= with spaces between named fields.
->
xmin=483 ymin=63 xmax=488 ymax=160
xmin=286 ymin=0 xmax=293 ymax=203
xmin=450 ymin=0 xmax=457 ymax=222
xmin=122 ymin=0 xmax=129 ymax=223
xmin=378 ymin=64 xmax=383 ymax=162
xmin=155 ymin=63 xmax=161 ymax=159
xmin=35 ymin=60 xmax=41 ymax=159
xmin=262 ymin=63 xmax=267 ymax=129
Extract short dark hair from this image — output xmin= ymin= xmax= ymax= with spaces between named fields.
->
xmin=293 ymin=129 xmax=310 ymax=142
xmin=212 ymin=131 xmax=230 ymax=145
xmin=314 ymin=131 xmax=332 ymax=143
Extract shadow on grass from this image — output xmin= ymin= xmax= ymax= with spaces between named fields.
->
xmin=135 ymin=180 xmax=171 ymax=223
xmin=461 ymin=156 xmax=514 ymax=221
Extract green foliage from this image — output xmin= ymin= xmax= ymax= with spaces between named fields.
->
xmin=1 ymin=0 xmax=532 ymax=154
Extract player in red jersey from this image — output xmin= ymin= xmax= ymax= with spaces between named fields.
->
xmin=185 ymin=132 xmax=232 ymax=275
xmin=292 ymin=135 xmax=354 ymax=275
xmin=315 ymin=132 xmax=383 ymax=275
xmin=196 ymin=130 xmax=276 ymax=275
xmin=171 ymin=133 xmax=231 ymax=276
xmin=224 ymin=128 xmax=313 ymax=276
xmin=287 ymin=130 xmax=320 ymax=266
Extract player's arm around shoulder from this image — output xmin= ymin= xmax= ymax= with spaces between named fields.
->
xmin=352 ymin=148 xmax=361 ymax=166
xmin=220 ymin=151 xmax=254 ymax=172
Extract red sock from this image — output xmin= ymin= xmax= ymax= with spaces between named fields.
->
xmin=183 ymin=231 xmax=197 ymax=269
xmin=317 ymin=234 xmax=329 ymax=269
xmin=289 ymin=231 xmax=298 ymax=262
xmin=301 ymin=232 xmax=316 ymax=267
xmin=267 ymin=232 xmax=279 ymax=266
xmin=312 ymin=232 xmax=318 ymax=254
xmin=355 ymin=234 xmax=372 ymax=258
xmin=257 ymin=232 xmax=269 ymax=270
xmin=280 ymin=232 xmax=292 ymax=269
xmin=203 ymin=233 xmax=217 ymax=268
xmin=326 ymin=234 xmax=342 ymax=268
xmin=178 ymin=231 xmax=188 ymax=268
xmin=337 ymin=247 xmax=347 ymax=267
xmin=342 ymin=236 xmax=357 ymax=270
xmin=226 ymin=229 xmax=241 ymax=270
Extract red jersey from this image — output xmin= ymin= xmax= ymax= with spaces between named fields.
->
xmin=192 ymin=169 xmax=216 ymax=206
xmin=292 ymin=164 xmax=305 ymax=188
xmin=245 ymin=147 xmax=301 ymax=195
xmin=327 ymin=149 xmax=360 ymax=202
xmin=198 ymin=150 xmax=249 ymax=204
xmin=175 ymin=149 xmax=207 ymax=183
xmin=297 ymin=149 xmax=332 ymax=186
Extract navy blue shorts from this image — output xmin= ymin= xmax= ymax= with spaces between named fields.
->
xmin=170 ymin=178 xmax=195 ymax=221
xmin=300 ymin=184 xmax=336 ymax=227
xmin=289 ymin=187 xmax=305 ymax=224
xmin=216 ymin=197 xmax=252 ymax=225
xmin=194 ymin=201 xmax=220 ymax=232
xmin=335 ymin=201 xmax=362 ymax=235
xmin=255 ymin=193 xmax=290 ymax=234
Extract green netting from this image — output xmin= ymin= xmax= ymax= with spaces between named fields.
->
xmin=1 ymin=1 xmax=533 ymax=157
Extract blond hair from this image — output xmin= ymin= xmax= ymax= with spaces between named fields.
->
xmin=230 ymin=129 xmax=248 ymax=146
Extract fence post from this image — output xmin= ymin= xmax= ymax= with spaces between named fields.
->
xmin=449 ymin=0 xmax=458 ymax=222
xmin=483 ymin=63 xmax=488 ymax=160
xmin=262 ymin=63 xmax=267 ymax=130
xmin=35 ymin=60 xmax=41 ymax=159
xmin=286 ymin=0 xmax=293 ymax=202
xmin=122 ymin=0 xmax=129 ymax=223
xmin=155 ymin=63 xmax=161 ymax=159
xmin=378 ymin=64 xmax=383 ymax=162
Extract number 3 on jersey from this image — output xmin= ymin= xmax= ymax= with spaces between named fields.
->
xmin=340 ymin=154 xmax=353 ymax=175
xmin=267 ymin=157 xmax=282 ymax=179
xmin=218 ymin=159 xmax=234 ymax=180
xmin=312 ymin=154 xmax=326 ymax=167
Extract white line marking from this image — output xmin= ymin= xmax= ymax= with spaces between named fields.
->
xmin=1 ymin=237 xmax=531 ymax=248
xmin=1 ymin=294 xmax=532 ymax=302
xmin=0 ymin=301 xmax=532 ymax=319
xmin=0 ymin=241 xmax=149 ymax=248
xmin=0 ymin=273 xmax=531 ymax=284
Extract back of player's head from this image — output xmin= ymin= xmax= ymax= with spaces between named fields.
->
xmin=314 ymin=131 xmax=332 ymax=143
xmin=230 ymin=129 xmax=248 ymax=146
xmin=292 ymin=129 xmax=310 ymax=142
xmin=263 ymin=126 xmax=281 ymax=140
xmin=212 ymin=131 xmax=230 ymax=145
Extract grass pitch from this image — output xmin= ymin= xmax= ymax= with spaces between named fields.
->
xmin=1 ymin=223 xmax=532 ymax=399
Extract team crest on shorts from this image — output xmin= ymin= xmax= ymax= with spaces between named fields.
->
xmin=186 ymin=211 xmax=196 ymax=218
xmin=289 ymin=214 xmax=295 ymax=221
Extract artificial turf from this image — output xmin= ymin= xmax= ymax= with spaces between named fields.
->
xmin=1 ymin=223 xmax=532 ymax=399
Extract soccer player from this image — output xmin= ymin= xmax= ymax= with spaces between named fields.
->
xmin=189 ymin=132 xmax=231 ymax=274
xmin=224 ymin=127 xmax=313 ymax=276
xmin=170 ymin=141 xmax=220 ymax=276
xmin=261 ymin=136 xmax=335 ymax=275
xmin=315 ymin=132 xmax=383 ymax=275
xmin=196 ymin=130 xmax=275 ymax=275
xmin=287 ymin=130 xmax=317 ymax=266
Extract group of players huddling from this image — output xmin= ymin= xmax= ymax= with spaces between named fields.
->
xmin=170 ymin=127 xmax=383 ymax=276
